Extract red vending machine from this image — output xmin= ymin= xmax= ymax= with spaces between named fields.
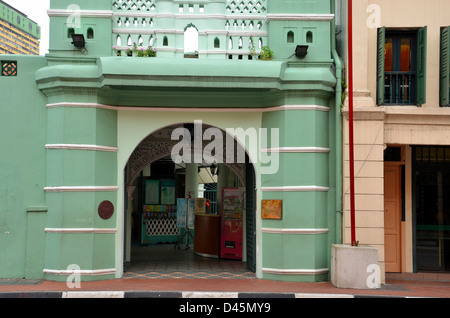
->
xmin=220 ymin=188 xmax=244 ymax=260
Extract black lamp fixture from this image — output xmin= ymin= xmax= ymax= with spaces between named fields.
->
xmin=210 ymin=164 xmax=217 ymax=176
xmin=71 ymin=34 xmax=86 ymax=48
xmin=295 ymin=45 xmax=309 ymax=58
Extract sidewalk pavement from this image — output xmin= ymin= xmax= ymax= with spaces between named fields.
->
xmin=1 ymin=276 xmax=449 ymax=298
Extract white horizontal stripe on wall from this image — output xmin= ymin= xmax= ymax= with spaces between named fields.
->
xmin=260 ymin=147 xmax=330 ymax=153
xmin=261 ymin=186 xmax=330 ymax=192
xmin=262 ymin=228 xmax=329 ymax=235
xmin=112 ymin=28 xmax=268 ymax=37
xmin=43 ymin=268 xmax=116 ymax=276
xmin=263 ymin=105 xmax=330 ymax=112
xmin=265 ymin=14 xmax=335 ymax=22
xmin=47 ymin=9 xmax=113 ymax=18
xmin=47 ymin=102 xmax=117 ymax=110
xmin=44 ymin=186 xmax=119 ymax=192
xmin=262 ymin=268 xmax=329 ymax=275
xmin=46 ymin=144 xmax=118 ymax=152
xmin=46 ymin=103 xmax=330 ymax=113
xmin=45 ymin=228 xmax=116 ymax=234
xmin=48 ymin=10 xmax=334 ymax=22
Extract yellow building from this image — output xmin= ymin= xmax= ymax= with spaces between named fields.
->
xmin=339 ymin=0 xmax=450 ymax=283
xmin=0 ymin=1 xmax=40 ymax=55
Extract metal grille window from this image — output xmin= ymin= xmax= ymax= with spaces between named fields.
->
xmin=1 ymin=61 xmax=17 ymax=76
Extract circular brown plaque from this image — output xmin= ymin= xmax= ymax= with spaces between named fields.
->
xmin=98 ymin=200 xmax=114 ymax=220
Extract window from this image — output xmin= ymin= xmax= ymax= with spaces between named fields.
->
xmin=306 ymin=31 xmax=313 ymax=44
xmin=377 ymin=27 xmax=427 ymax=105
xmin=287 ymin=31 xmax=294 ymax=43
xmin=67 ymin=27 xmax=75 ymax=39
xmin=87 ymin=27 xmax=94 ymax=39
xmin=440 ymin=26 xmax=450 ymax=106
xmin=184 ymin=25 xmax=198 ymax=58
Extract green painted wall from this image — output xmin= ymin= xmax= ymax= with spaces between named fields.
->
xmin=0 ymin=56 xmax=48 ymax=279
xmin=0 ymin=0 xmax=342 ymax=283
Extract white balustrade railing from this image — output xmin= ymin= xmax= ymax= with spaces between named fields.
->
xmin=111 ymin=0 xmax=268 ymax=60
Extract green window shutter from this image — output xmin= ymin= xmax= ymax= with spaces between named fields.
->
xmin=377 ymin=27 xmax=385 ymax=106
xmin=417 ymin=26 xmax=427 ymax=105
xmin=440 ymin=26 xmax=450 ymax=106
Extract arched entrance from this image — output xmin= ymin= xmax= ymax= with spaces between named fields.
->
xmin=122 ymin=123 xmax=257 ymax=278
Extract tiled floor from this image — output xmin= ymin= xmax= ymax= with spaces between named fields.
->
xmin=123 ymin=244 xmax=255 ymax=279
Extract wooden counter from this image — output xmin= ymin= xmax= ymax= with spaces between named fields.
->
xmin=194 ymin=214 xmax=221 ymax=258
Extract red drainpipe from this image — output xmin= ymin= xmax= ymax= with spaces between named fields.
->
xmin=348 ymin=0 xmax=357 ymax=246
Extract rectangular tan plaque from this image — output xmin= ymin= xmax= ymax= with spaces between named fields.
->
xmin=261 ymin=200 xmax=282 ymax=220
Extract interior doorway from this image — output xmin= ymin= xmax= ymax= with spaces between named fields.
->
xmin=123 ymin=123 xmax=257 ymax=278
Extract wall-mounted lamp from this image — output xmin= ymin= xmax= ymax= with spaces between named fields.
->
xmin=295 ymin=45 xmax=309 ymax=58
xmin=71 ymin=34 xmax=86 ymax=48
xmin=210 ymin=164 xmax=217 ymax=176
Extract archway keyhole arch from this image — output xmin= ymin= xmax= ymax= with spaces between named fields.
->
xmin=123 ymin=122 xmax=258 ymax=273
xmin=184 ymin=23 xmax=199 ymax=54
xmin=125 ymin=122 xmax=258 ymax=187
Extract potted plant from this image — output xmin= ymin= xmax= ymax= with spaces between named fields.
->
xmin=259 ymin=46 xmax=274 ymax=60
xmin=113 ymin=46 xmax=122 ymax=56
xmin=145 ymin=46 xmax=156 ymax=57
xmin=137 ymin=47 xmax=146 ymax=57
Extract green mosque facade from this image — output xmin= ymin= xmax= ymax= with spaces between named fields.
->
xmin=0 ymin=0 xmax=344 ymax=283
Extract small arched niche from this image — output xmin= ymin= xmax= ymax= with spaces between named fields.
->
xmin=87 ymin=28 xmax=94 ymax=39
xmin=306 ymin=31 xmax=313 ymax=44
xmin=287 ymin=30 xmax=294 ymax=43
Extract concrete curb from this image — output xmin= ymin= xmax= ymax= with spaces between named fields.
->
xmin=0 ymin=291 xmax=413 ymax=298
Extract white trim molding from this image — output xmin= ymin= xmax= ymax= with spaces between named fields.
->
xmin=266 ymin=14 xmax=335 ymax=22
xmin=112 ymin=28 xmax=267 ymax=37
xmin=44 ymin=186 xmax=119 ymax=192
xmin=47 ymin=102 xmax=117 ymax=110
xmin=263 ymin=105 xmax=330 ymax=112
xmin=45 ymin=228 xmax=117 ymax=234
xmin=47 ymin=9 xmax=113 ymax=18
xmin=262 ymin=228 xmax=329 ymax=235
xmin=46 ymin=144 xmax=119 ymax=152
xmin=261 ymin=186 xmax=330 ymax=192
xmin=43 ymin=268 xmax=116 ymax=276
xmin=46 ymin=102 xmax=330 ymax=113
xmin=262 ymin=268 xmax=329 ymax=275
xmin=261 ymin=147 xmax=330 ymax=153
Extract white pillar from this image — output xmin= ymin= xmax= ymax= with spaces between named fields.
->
xmin=185 ymin=163 xmax=198 ymax=198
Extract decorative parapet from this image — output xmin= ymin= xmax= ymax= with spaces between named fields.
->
xmin=111 ymin=0 xmax=268 ymax=60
